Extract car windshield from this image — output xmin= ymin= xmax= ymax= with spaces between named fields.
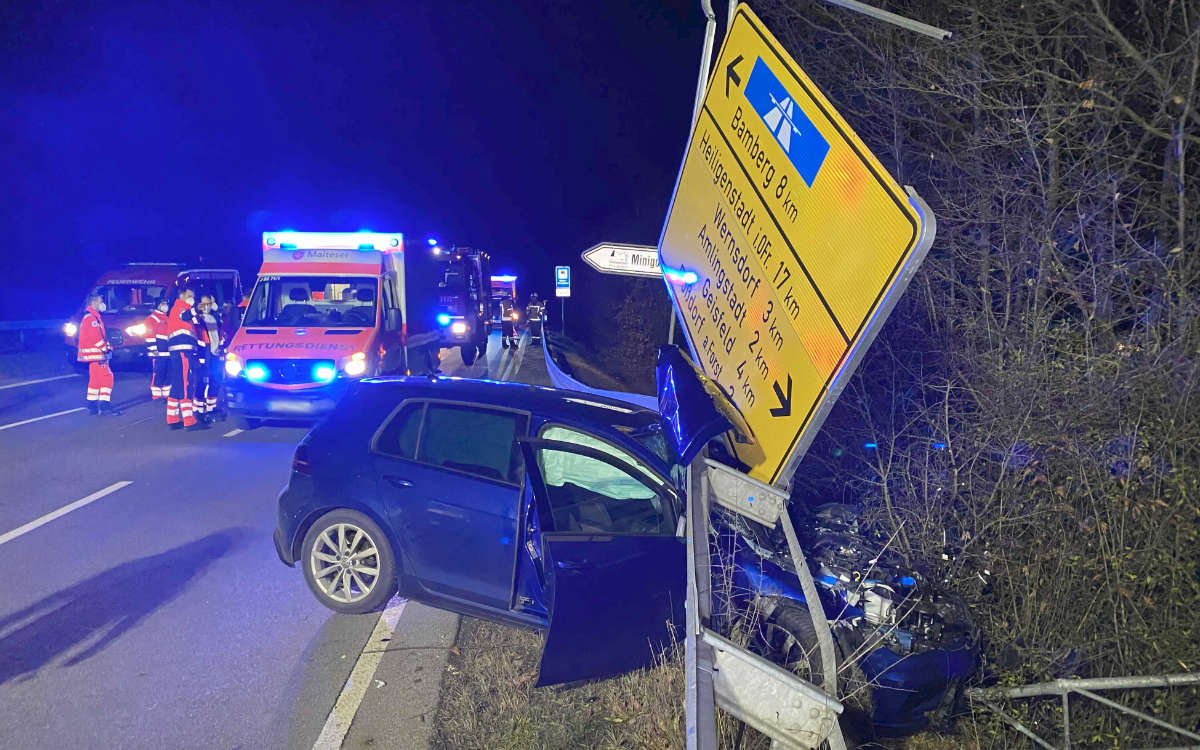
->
xmin=90 ymin=284 xmax=168 ymax=312
xmin=243 ymin=275 xmax=377 ymax=327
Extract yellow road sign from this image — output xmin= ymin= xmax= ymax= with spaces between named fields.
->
xmin=658 ymin=3 xmax=936 ymax=486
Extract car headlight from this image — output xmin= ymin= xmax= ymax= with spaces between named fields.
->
xmin=344 ymin=351 xmax=367 ymax=377
xmin=450 ymin=321 xmax=467 ymax=335
xmin=63 ymin=322 xmax=78 ymax=337
xmin=224 ymin=353 xmax=243 ymax=376
xmin=510 ymin=311 xmax=519 ymax=321
xmin=125 ymin=323 xmax=147 ymax=337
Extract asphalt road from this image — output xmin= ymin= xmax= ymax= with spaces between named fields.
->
xmin=0 ymin=331 xmax=546 ymax=749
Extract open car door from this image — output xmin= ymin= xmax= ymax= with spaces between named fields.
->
xmin=520 ymin=439 xmax=686 ymax=686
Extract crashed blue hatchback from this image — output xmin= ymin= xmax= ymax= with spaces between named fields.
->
xmin=274 ymin=347 xmax=977 ymax=735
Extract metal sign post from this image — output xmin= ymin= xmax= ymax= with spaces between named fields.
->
xmin=554 ymin=265 xmax=570 ymax=334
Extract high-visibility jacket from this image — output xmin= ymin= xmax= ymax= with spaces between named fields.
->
xmin=167 ymin=298 xmax=200 ymax=353
xmin=77 ymin=307 xmax=110 ymax=362
xmin=143 ymin=310 xmax=169 ymax=357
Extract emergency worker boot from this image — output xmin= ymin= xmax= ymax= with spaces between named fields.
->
xmin=98 ymin=402 xmax=122 ymax=416
xmin=186 ymin=420 xmax=210 ymax=431
xmin=86 ymin=401 xmax=99 ymax=416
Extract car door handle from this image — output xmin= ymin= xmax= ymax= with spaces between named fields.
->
xmin=383 ymin=475 xmax=413 ymax=488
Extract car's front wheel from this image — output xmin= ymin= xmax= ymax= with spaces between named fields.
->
xmin=300 ymin=509 xmax=396 ymax=614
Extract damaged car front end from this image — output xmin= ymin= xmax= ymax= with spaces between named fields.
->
xmin=713 ymin=503 xmax=979 ymax=735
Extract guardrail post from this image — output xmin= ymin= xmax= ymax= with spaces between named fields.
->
xmin=685 ymin=450 xmax=718 ymax=750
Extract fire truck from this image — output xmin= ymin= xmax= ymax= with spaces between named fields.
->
xmin=62 ymin=263 xmax=242 ymax=367
xmin=423 ymin=246 xmax=492 ymax=365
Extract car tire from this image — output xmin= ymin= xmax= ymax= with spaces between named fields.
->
xmin=459 ymin=344 xmax=477 ymax=366
xmin=300 ymin=509 xmax=396 ymax=614
xmin=755 ymin=601 xmax=875 ymax=742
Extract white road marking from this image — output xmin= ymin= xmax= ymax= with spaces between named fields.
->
xmin=0 ymin=374 xmax=80 ymax=390
xmin=0 ymin=481 xmax=133 ymax=547
xmin=223 ymin=428 xmax=244 ymax=438
xmin=0 ymin=407 xmax=86 ymax=432
xmin=312 ymin=595 xmax=408 ymax=750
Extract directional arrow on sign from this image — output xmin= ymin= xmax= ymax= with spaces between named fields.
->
xmin=725 ymin=54 xmax=744 ymax=97
xmin=769 ymin=375 xmax=793 ymax=418
xmin=580 ymin=242 xmax=662 ymax=278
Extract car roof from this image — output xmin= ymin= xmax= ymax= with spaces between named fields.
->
xmin=356 ymin=376 xmax=661 ymax=429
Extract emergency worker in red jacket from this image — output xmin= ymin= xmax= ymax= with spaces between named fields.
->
xmin=143 ymin=299 xmax=170 ymax=399
xmin=77 ymin=293 xmax=117 ymax=415
xmin=165 ymin=287 xmax=206 ymax=430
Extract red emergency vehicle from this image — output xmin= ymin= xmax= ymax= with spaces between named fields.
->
xmin=63 ymin=263 xmax=242 ymax=366
xmin=224 ymin=232 xmax=411 ymax=426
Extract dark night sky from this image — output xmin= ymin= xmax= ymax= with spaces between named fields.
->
xmin=1 ymin=0 xmax=706 ymax=319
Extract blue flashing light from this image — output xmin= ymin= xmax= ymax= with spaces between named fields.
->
xmin=313 ymin=364 xmax=337 ymax=382
xmin=819 ymin=575 xmax=838 ymax=586
xmin=491 ymin=275 xmax=518 ymax=283
xmin=899 ymin=576 xmax=916 ymax=586
xmin=427 ymin=238 xmax=439 ymax=246
xmin=264 ymin=231 xmax=403 ymax=250
xmin=863 ymin=442 xmax=878 ymax=449
xmin=245 ymin=364 xmax=269 ymax=382
xmin=437 ymin=313 xmax=452 ymax=326
xmin=932 ymin=442 xmax=947 ymax=450
xmin=662 ymin=265 xmax=699 ymax=285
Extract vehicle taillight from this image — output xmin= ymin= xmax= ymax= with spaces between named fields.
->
xmin=292 ymin=444 xmax=311 ymax=476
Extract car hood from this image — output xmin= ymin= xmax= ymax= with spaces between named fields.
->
xmin=655 ymin=345 xmax=753 ymax=466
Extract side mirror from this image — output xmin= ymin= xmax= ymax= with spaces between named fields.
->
xmin=386 ymin=309 xmax=400 ymax=331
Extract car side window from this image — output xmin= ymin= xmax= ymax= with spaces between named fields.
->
xmin=418 ymin=404 xmax=526 ymax=484
xmin=535 ymin=447 xmax=672 ymax=536
xmin=375 ymin=403 xmax=424 ymax=459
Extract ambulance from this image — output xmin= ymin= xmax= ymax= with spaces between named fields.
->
xmin=225 ymin=231 xmax=419 ymax=426
xmin=62 ymin=263 xmax=242 ymax=367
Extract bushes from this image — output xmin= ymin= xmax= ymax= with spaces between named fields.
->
xmin=750 ymin=0 xmax=1200 ymax=743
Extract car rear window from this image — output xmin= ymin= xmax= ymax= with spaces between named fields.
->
xmin=375 ymin=403 xmax=423 ymax=459
xmin=419 ymin=404 xmax=525 ymax=484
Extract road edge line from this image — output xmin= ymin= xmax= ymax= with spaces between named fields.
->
xmin=311 ymin=595 xmax=408 ymax=750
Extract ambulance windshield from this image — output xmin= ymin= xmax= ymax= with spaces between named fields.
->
xmin=243 ymin=276 xmax=377 ymax=327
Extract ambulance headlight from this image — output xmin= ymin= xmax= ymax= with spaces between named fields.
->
xmin=450 ymin=321 xmax=467 ymax=335
xmin=225 ymin=353 xmax=243 ymax=377
xmin=437 ymin=313 xmax=452 ymax=326
xmin=313 ymin=364 xmax=337 ymax=382
xmin=63 ymin=322 xmax=78 ymax=337
xmin=125 ymin=323 xmax=147 ymax=337
xmin=344 ymin=357 xmax=367 ymax=377
xmin=245 ymin=364 xmax=268 ymax=382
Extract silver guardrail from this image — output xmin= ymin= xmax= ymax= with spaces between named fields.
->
xmin=967 ymin=674 xmax=1200 ymax=750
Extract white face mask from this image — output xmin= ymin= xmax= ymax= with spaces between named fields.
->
xmin=184 ymin=296 xmax=195 ymax=307
xmin=97 ymin=302 xmax=107 ymax=313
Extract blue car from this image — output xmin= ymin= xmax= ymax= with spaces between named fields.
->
xmin=273 ymin=350 xmax=977 ymax=733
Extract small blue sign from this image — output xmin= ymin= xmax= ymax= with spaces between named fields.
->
xmin=555 ymin=266 xmax=570 ymax=288
xmin=743 ymin=56 xmax=829 ymax=187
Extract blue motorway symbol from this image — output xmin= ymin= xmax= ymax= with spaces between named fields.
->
xmin=555 ymin=266 xmax=570 ymax=287
xmin=743 ymin=57 xmax=829 ymax=187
